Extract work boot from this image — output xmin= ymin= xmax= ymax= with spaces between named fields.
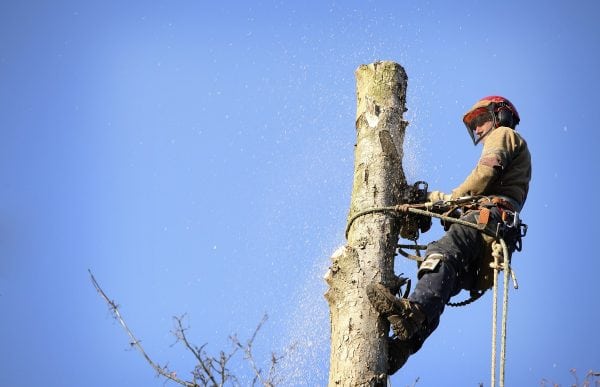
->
xmin=388 ymin=274 xmax=410 ymax=298
xmin=387 ymin=337 xmax=411 ymax=374
xmin=366 ymin=283 xmax=427 ymax=341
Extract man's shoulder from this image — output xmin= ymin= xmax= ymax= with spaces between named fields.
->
xmin=488 ymin=126 xmax=527 ymax=145
xmin=492 ymin=126 xmax=517 ymax=137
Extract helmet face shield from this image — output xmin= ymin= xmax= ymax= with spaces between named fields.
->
xmin=463 ymin=107 xmax=494 ymax=144
xmin=462 ymin=95 xmax=520 ymax=145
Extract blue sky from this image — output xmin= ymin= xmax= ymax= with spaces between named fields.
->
xmin=1 ymin=1 xmax=598 ymax=386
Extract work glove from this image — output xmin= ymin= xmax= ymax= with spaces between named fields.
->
xmin=427 ymin=190 xmax=452 ymax=203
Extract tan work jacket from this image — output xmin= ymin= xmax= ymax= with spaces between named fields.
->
xmin=451 ymin=126 xmax=531 ymax=210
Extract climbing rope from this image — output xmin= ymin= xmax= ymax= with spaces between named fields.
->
xmin=490 ymin=238 xmax=519 ymax=387
xmin=489 ymin=238 xmax=516 ymax=387
xmin=490 ymin=242 xmax=500 ymax=387
xmin=345 ymin=202 xmax=492 ymax=240
xmin=500 ymin=239 xmax=510 ymax=387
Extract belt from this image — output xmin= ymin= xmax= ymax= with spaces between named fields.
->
xmin=480 ymin=195 xmax=521 ymax=212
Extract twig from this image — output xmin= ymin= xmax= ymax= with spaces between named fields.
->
xmin=231 ymin=314 xmax=276 ymax=387
xmin=89 ymin=270 xmax=195 ymax=387
xmin=172 ymin=315 xmax=222 ymax=386
xmin=584 ymin=370 xmax=600 ymax=387
xmin=572 ymin=368 xmax=581 ymax=387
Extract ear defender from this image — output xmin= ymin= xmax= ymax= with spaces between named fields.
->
xmin=495 ymin=103 xmax=515 ymax=129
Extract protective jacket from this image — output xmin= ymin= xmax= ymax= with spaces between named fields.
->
xmin=451 ymin=126 xmax=531 ymax=210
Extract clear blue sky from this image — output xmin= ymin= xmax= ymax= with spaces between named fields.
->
xmin=1 ymin=1 xmax=598 ymax=386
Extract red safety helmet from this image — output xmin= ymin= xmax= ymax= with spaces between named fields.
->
xmin=463 ymin=96 xmax=520 ymax=144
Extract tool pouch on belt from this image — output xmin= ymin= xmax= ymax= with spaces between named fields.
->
xmin=469 ymin=204 xmax=519 ymax=291
xmin=458 ymin=206 xmax=494 ymax=291
xmin=473 ymin=233 xmax=500 ymax=291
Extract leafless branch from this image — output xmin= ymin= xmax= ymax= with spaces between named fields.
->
xmin=173 ymin=314 xmax=243 ymax=386
xmin=230 ymin=313 xmax=280 ymax=387
xmin=541 ymin=369 xmax=600 ymax=387
xmin=89 ymin=270 xmax=195 ymax=387
xmin=172 ymin=315 xmax=223 ymax=386
xmin=583 ymin=369 xmax=600 ymax=387
xmin=91 ymin=270 xmax=287 ymax=386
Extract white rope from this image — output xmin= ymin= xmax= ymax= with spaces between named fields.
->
xmin=489 ymin=239 xmax=516 ymax=387
xmin=499 ymin=238 xmax=511 ymax=387
xmin=490 ymin=242 xmax=501 ymax=387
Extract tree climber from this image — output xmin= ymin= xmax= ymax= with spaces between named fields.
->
xmin=367 ymin=96 xmax=532 ymax=374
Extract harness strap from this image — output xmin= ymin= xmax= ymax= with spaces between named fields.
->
xmin=487 ymin=195 xmax=520 ymax=212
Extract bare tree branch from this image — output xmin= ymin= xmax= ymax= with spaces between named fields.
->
xmin=91 ymin=270 xmax=287 ymax=386
xmin=230 ymin=314 xmax=278 ymax=387
xmin=172 ymin=315 xmax=222 ymax=386
xmin=89 ymin=270 xmax=195 ymax=387
xmin=541 ymin=369 xmax=600 ymax=387
xmin=583 ymin=369 xmax=600 ymax=387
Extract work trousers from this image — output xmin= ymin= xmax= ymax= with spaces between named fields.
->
xmin=407 ymin=206 xmax=504 ymax=350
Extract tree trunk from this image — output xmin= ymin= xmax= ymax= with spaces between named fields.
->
xmin=325 ymin=61 xmax=409 ymax=386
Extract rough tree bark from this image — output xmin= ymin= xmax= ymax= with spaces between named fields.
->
xmin=325 ymin=61 xmax=409 ymax=386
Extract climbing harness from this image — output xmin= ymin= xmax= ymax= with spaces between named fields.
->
xmin=345 ymin=189 xmax=527 ymax=387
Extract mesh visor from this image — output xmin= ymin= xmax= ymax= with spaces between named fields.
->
xmin=463 ymin=107 xmax=494 ymax=144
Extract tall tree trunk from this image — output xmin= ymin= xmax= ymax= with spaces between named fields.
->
xmin=325 ymin=61 xmax=409 ymax=386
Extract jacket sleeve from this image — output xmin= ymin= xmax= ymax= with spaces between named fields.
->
xmin=451 ymin=127 xmax=513 ymax=198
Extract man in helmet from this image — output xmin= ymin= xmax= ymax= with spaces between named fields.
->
xmin=367 ymin=96 xmax=532 ymax=374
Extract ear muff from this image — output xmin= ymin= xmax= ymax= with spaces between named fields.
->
xmin=495 ymin=104 xmax=515 ymax=129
